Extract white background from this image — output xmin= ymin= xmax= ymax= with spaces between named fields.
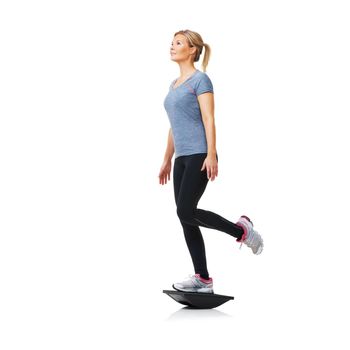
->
xmin=1 ymin=0 xmax=349 ymax=349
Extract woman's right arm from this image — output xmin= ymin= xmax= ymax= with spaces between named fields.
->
xmin=159 ymin=128 xmax=174 ymax=185
xmin=163 ymin=128 xmax=174 ymax=162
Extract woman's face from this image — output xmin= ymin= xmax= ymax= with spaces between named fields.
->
xmin=170 ymin=34 xmax=196 ymax=62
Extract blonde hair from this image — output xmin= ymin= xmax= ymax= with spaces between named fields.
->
xmin=174 ymin=29 xmax=211 ymax=73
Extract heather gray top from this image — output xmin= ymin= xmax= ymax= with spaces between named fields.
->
xmin=163 ymin=69 xmax=214 ymax=159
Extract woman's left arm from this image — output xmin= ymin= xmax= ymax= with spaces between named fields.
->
xmin=198 ymin=92 xmax=217 ymax=157
xmin=198 ymin=92 xmax=218 ymax=180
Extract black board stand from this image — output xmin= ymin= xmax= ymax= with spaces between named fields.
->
xmin=163 ymin=290 xmax=234 ymax=309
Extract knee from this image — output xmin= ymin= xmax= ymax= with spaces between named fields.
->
xmin=176 ymin=206 xmax=194 ymax=223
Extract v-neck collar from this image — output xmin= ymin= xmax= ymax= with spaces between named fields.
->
xmin=172 ymin=69 xmax=199 ymax=90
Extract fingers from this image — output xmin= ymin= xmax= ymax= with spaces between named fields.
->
xmin=202 ymin=159 xmax=218 ymax=181
xmin=159 ymin=171 xmax=170 ymax=185
xmin=207 ymin=165 xmax=218 ymax=181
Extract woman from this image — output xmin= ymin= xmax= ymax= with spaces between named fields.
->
xmin=158 ymin=29 xmax=264 ymax=294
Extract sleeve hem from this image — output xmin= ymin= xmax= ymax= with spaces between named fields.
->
xmin=196 ymin=90 xmax=214 ymax=96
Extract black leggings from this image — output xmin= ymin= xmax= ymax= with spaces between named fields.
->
xmin=173 ymin=152 xmax=244 ymax=280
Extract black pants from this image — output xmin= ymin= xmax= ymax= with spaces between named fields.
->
xmin=173 ymin=152 xmax=244 ymax=280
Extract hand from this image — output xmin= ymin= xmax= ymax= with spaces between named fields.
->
xmin=158 ymin=159 xmax=172 ymax=185
xmin=201 ymin=154 xmax=218 ymax=181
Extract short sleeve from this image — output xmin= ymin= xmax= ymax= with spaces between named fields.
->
xmin=195 ymin=74 xmax=214 ymax=96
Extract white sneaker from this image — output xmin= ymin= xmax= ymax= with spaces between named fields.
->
xmin=172 ymin=274 xmax=214 ymax=293
xmin=236 ymin=215 xmax=264 ymax=254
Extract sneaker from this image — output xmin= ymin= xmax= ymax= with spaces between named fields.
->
xmin=172 ymin=274 xmax=214 ymax=293
xmin=236 ymin=215 xmax=264 ymax=254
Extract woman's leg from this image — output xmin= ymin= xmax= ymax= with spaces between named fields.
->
xmin=176 ymin=153 xmax=244 ymax=240
xmin=173 ymin=155 xmax=210 ymax=280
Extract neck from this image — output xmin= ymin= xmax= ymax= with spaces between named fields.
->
xmin=178 ymin=63 xmax=197 ymax=77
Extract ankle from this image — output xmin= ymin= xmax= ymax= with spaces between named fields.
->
xmin=198 ymin=275 xmax=212 ymax=282
xmin=236 ymin=223 xmax=247 ymax=242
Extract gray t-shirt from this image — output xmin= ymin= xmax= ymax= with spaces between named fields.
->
xmin=163 ymin=69 xmax=214 ymax=159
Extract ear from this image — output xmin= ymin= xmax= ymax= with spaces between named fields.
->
xmin=190 ymin=46 xmax=197 ymax=56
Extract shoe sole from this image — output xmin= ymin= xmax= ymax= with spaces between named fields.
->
xmin=252 ymin=232 xmax=264 ymax=254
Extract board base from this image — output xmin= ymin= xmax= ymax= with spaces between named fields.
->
xmin=163 ymin=290 xmax=234 ymax=309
